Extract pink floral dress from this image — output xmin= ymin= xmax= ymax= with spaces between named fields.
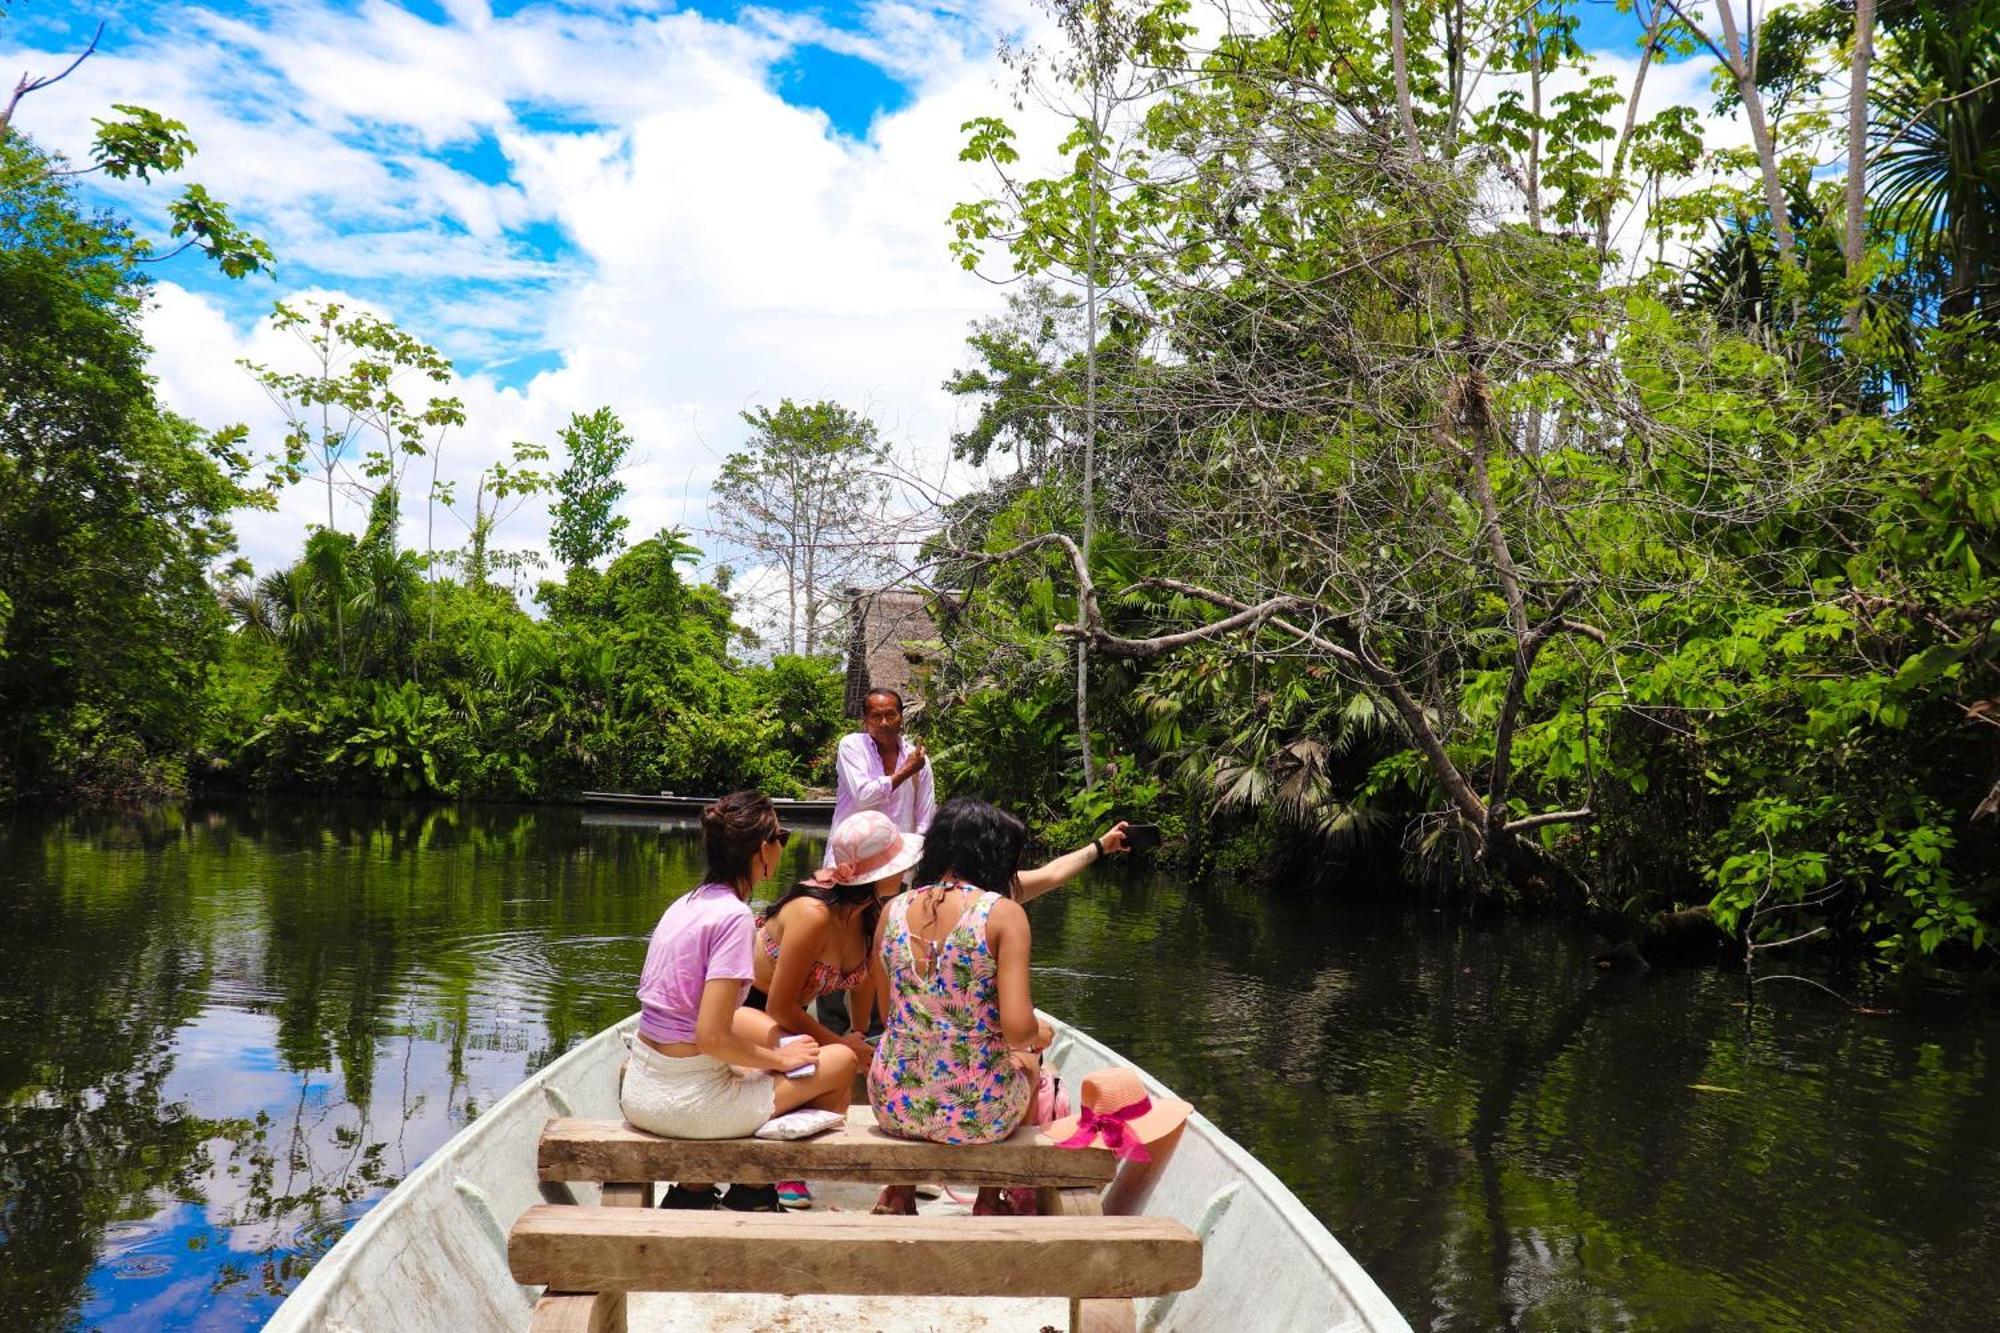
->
xmin=867 ymin=886 xmax=1032 ymax=1145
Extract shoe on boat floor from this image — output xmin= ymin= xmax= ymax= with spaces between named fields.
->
xmin=717 ymin=1184 xmax=783 ymax=1212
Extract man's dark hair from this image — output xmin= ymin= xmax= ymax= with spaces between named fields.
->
xmin=913 ymin=797 xmax=1026 ymax=898
xmin=864 ymin=688 xmax=904 ymax=713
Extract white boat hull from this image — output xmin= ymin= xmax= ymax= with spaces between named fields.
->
xmin=263 ymin=1015 xmax=1411 ymax=1332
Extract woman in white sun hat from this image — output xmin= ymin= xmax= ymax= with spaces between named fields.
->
xmin=743 ymin=809 xmax=923 ymax=1208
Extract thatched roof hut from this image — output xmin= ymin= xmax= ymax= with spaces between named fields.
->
xmin=841 ymin=587 xmax=953 ymax=718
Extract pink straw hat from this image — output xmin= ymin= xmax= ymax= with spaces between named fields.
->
xmin=1041 ymin=1067 xmax=1192 ymax=1163
xmin=812 ymin=810 xmax=924 ymax=887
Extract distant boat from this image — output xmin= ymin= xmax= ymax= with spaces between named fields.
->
xmin=581 ymin=791 xmax=838 ymax=818
xmin=261 ymin=1014 xmax=1411 ymax=1332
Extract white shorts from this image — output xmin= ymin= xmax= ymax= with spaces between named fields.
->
xmin=620 ymin=1037 xmax=776 ymax=1140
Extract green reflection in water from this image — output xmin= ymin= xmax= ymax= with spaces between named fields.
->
xmin=0 ymin=800 xmax=1996 ymax=1331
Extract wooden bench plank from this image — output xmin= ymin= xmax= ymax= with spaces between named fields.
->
xmin=1032 ymin=1190 xmax=1135 ymax=1333
xmin=507 ymin=1205 xmax=1201 ymax=1299
xmin=538 ymin=1109 xmax=1116 ymax=1188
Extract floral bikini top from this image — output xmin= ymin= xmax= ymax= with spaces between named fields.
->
xmin=755 ymin=920 xmax=870 ymax=1001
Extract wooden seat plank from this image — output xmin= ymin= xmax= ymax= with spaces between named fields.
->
xmin=1032 ymin=1190 xmax=1136 ymax=1333
xmin=507 ymin=1205 xmax=1201 ymax=1300
xmin=538 ymin=1108 xmax=1115 ymax=1188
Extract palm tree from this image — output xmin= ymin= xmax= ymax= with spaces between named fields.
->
xmin=226 ymin=562 xmax=331 ymax=673
xmin=1871 ymin=0 xmax=2000 ymax=322
xmin=346 ymin=541 xmax=424 ymax=677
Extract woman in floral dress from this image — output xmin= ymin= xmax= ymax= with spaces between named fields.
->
xmin=868 ymin=798 xmax=1052 ymax=1213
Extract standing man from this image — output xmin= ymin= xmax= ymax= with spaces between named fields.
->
xmin=817 ymin=688 xmax=932 ymax=1040
xmin=826 ymin=688 xmax=934 ymax=864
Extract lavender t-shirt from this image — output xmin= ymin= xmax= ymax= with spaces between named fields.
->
xmin=636 ymin=883 xmax=754 ymax=1045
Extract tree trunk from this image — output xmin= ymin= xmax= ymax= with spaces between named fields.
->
xmin=1078 ymin=79 xmax=1103 ymax=790
xmin=1843 ymin=0 xmax=1875 ymax=334
xmin=1598 ymin=11 xmax=1663 ymax=262
xmin=1444 ymin=0 xmax=1466 ymax=156
xmin=1390 ymin=0 xmax=1422 ymax=155
xmin=1525 ymin=13 xmax=1543 ymax=233
xmin=1714 ymin=0 xmax=1798 ymax=267
xmin=804 ymin=539 xmax=820 ymax=657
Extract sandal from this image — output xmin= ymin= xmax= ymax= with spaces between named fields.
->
xmin=870 ymin=1185 xmax=918 ymax=1215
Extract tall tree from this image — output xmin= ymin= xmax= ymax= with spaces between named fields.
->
xmin=244 ymin=302 xmax=462 ymax=546
xmin=1663 ymin=0 xmax=1802 ymax=269
xmin=547 ymin=407 xmax=633 ymax=574
xmin=1846 ymin=0 xmax=1876 ymax=331
xmin=713 ymin=400 xmax=888 ymax=657
xmin=0 ymin=110 xmax=267 ymax=799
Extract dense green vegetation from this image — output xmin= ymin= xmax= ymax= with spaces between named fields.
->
xmin=921 ymin=0 xmax=2000 ymax=971
xmin=5 ymin=0 xmax=2000 ymax=972
xmin=0 ymin=114 xmax=268 ymax=804
xmin=0 ymin=61 xmax=845 ymax=805
xmin=213 ymin=517 xmax=845 ymax=799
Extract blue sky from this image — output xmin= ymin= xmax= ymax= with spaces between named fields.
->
xmin=8 ymin=0 xmax=931 ymax=391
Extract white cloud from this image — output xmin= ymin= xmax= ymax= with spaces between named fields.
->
xmin=7 ymin=0 xmax=1751 ymax=585
xmin=4 ymin=0 xmax=1064 ymax=580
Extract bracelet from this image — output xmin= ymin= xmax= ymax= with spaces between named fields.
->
xmin=1090 ymin=836 xmax=1105 ymax=860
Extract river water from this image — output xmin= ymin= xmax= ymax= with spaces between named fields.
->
xmin=1 ymin=799 xmax=1997 ymax=1331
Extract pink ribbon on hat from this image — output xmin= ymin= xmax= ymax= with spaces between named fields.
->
xmin=1056 ymin=1095 xmax=1155 ymax=1162
xmin=809 ymin=837 xmax=904 ymax=887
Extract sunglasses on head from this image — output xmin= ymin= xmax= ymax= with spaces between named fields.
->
xmin=769 ymin=827 xmax=792 ymax=848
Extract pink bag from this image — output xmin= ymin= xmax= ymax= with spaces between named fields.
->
xmin=1005 ymin=1070 xmax=1069 ymax=1215
xmin=1033 ymin=1069 xmax=1071 ymax=1127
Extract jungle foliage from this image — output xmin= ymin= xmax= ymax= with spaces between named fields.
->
xmin=925 ymin=0 xmax=2000 ymax=970
xmin=0 ymin=57 xmax=845 ymax=805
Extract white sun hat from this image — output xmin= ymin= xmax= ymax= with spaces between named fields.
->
xmin=812 ymin=810 xmax=924 ymax=887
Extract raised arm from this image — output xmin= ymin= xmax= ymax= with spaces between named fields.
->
xmin=911 ymin=758 xmax=937 ymax=834
xmin=1014 ymin=822 xmax=1130 ymax=904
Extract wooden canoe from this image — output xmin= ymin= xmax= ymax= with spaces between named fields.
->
xmin=581 ymin=792 xmax=839 ymax=818
xmin=261 ymin=1015 xmax=1412 ymax=1332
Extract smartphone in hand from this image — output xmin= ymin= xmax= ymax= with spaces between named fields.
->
xmin=779 ymin=1033 xmax=817 ymax=1079
xmin=1123 ymin=823 xmax=1162 ymax=852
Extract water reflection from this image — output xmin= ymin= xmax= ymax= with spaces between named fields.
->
xmin=0 ymin=800 xmax=1997 ymax=1331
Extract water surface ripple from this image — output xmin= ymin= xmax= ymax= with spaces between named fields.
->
xmin=0 ymin=799 xmax=1996 ymax=1331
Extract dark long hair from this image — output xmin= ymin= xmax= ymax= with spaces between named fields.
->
xmin=912 ymin=797 xmax=1027 ymax=898
xmin=759 ymin=877 xmax=881 ymax=949
xmin=702 ymin=790 xmax=780 ymax=890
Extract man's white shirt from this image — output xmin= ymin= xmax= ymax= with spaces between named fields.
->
xmin=825 ymin=732 xmax=935 ymax=866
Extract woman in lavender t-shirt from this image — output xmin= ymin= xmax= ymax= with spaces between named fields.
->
xmin=620 ymin=791 xmax=858 ymax=1199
